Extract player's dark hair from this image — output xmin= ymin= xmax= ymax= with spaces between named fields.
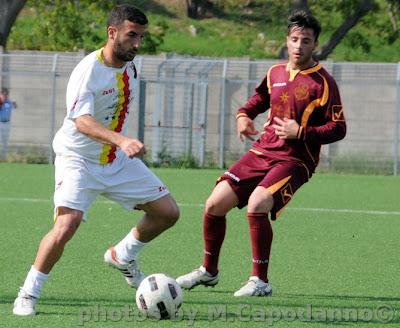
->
xmin=107 ymin=4 xmax=148 ymax=27
xmin=287 ymin=10 xmax=321 ymax=41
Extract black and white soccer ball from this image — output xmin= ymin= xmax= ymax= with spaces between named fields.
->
xmin=135 ymin=273 xmax=183 ymax=319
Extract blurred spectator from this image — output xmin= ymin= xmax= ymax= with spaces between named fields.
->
xmin=0 ymin=88 xmax=16 ymax=160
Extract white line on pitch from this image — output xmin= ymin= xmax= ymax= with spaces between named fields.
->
xmin=0 ymin=196 xmax=399 ymax=216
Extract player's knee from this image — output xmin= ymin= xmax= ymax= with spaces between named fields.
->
xmin=204 ymin=197 xmax=230 ymax=216
xmin=53 ymin=209 xmax=82 ymax=245
xmin=248 ymin=191 xmax=274 ymax=213
xmin=204 ymin=197 xmax=223 ymax=215
xmin=163 ymin=203 xmax=180 ymax=227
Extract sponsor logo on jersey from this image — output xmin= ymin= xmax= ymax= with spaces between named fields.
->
xmin=332 ymin=105 xmax=345 ymax=122
xmin=224 ymin=171 xmax=240 ymax=182
xmin=70 ymin=97 xmax=78 ymax=112
xmin=55 ymin=180 xmax=63 ymax=190
xmin=272 ymin=82 xmax=287 ymax=87
xmin=102 ymin=88 xmax=115 ymax=96
xmin=281 ymin=183 xmax=293 ymax=204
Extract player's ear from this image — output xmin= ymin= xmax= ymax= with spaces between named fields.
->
xmin=107 ymin=26 xmax=117 ymax=40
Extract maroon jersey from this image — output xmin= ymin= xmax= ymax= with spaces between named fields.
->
xmin=237 ymin=63 xmax=346 ymax=173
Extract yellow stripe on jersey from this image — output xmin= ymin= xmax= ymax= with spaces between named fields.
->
xmin=300 ymin=73 xmax=329 ymax=127
xmin=99 ymin=70 xmax=130 ymax=164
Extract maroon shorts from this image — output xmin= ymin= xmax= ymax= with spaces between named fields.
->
xmin=218 ymin=151 xmax=311 ymax=220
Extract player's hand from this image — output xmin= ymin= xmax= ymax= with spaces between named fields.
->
xmin=272 ymin=117 xmax=299 ymax=139
xmin=119 ymin=137 xmax=146 ymax=158
xmin=237 ymin=116 xmax=259 ymax=142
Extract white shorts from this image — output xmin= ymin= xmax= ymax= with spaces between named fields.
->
xmin=54 ymin=155 xmax=170 ymax=221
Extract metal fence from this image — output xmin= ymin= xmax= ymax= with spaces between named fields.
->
xmin=1 ymin=51 xmax=399 ymax=175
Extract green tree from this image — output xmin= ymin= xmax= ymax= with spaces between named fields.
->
xmin=9 ymin=0 xmax=167 ymax=53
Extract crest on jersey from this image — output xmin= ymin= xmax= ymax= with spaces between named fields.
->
xmin=332 ymin=105 xmax=344 ymax=122
xmin=294 ymin=84 xmax=309 ymax=101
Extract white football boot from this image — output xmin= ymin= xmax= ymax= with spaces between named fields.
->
xmin=234 ymin=276 xmax=272 ymax=297
xmin=104 ymin=247 xmax=145 ymax=288
xmin=13 ymin=288 xmax=37 ymax=316
xmin=176 ymin=265 xmax=219 ymax=290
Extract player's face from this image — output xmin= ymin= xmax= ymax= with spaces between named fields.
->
xmin=113 ymin=20 xmax=146 ymax=62
xmin=287 ymin=27 xmax=317 ymax=70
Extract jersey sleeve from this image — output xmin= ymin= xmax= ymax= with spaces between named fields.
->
xmin=236 ymin=74 xmax=270 ymax=120
xmin=66 ymin=64 xmax=95 ymax=120
xmin=301 ymin=76 xmax=346 ymax=144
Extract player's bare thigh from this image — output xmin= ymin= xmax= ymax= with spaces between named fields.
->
xmin=204 ymin=180 xmax=239 ymax=216
xmin=136 ymin=194 xmax=179 ymax=222
xmin=247 ymin=186 xmax=274 ymax=214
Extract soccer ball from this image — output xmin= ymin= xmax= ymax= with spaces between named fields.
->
xmin=135 ymin=273 xmax=183 ymax=319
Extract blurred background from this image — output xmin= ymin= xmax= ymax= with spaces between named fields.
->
xmin=0 ymin=0 xmax=399 ymax=174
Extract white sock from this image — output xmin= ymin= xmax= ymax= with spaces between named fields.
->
xmin=22 ymin=266 xmax=49 ymax=298
xmin=114 ymin=229 xmax=147 ymax=263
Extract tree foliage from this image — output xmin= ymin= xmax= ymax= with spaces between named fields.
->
xmin=8 ymin=0 xmax=167 ymax=53
xmin=5 ymin=0 xmax=400 ymax=61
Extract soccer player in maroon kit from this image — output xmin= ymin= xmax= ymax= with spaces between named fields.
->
xmin=177 ymin=10 xmax=346 ymax=296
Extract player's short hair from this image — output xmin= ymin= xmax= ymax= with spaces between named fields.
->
xmin=107 ymin=4 xmax=148 ymax=28
xmin=1 ymin=87 xmax=8 ymax=95
xmin=287 ymin=10 xmax=321 ymax=41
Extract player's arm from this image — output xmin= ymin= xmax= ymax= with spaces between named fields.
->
xmin=75 ymin=114 xmax=145 ymax=158
xmin=300 ymin=79 xmax=346 ymax=144
xmin=236 ymin=75 xmax=270 ymax=141
xmin=272 ymin=78 xmax=346 ymax=143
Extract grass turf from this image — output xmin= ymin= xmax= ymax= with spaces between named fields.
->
xmin=0 ymin=163 xmax=399 ymax=327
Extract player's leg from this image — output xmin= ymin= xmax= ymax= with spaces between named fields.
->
xmin=233 ymin=186 xmax=274 ymax=297
xmin=176 ymin=180 xmax=239 ymax=289
xmin=134 ymin=194 xmax=179 ymax=242
xmin=202 ymin=180 xmax=238 ymax=274
xmin=14 ymin=156 xmax=98 ymax=315
xmin=105 ymin=194 xmax=179 ymax=288
xmin=234 ymin=162 xmax=310 ymax=297
xmin=104 ymin=157 xmax=178 ymax=288
xmin=13 ymin=208 xmax=83 ymax=316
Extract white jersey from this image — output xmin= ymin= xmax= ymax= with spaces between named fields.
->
xmin=53 ymin=48 xmax=138 ymax=164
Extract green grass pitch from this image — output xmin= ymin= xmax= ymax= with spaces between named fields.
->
xmin=1 ymin=163 xmax=399 ymax=327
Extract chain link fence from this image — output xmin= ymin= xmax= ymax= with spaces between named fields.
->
xmin=1 ymin=51 xmax=399 ymax=175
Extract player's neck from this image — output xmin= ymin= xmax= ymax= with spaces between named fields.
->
xmin=288 ymin=59 xmax=317 ymax=71
xmin=101 ymin=46 xmax=125 ymax=68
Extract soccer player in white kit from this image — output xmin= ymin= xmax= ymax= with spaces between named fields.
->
xmin=13 ymin=4 xmax=180 ymax=316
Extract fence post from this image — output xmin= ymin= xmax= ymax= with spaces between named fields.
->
xmin=199 ymin=81 xmax=208 ymax=167
xmin=394 ymin=62 xmax=400 ymax=176
xmin=218 ymin=59 xmax=228 ymax=168
xmin=48 ymin=53 xmax=59 ymax=164
xmin=187 ymin=82 xmax=195 ymax=156
xmin=136 ymin=57 xmax=145 ymax=143
xmin=138 ymin=80 xmax=146 ymax=144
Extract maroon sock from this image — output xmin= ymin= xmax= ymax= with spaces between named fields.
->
xmin=202 ymin=212 xmax=226 ymax=276
xmin=247 ymin=212 xmax=273 ymax=282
